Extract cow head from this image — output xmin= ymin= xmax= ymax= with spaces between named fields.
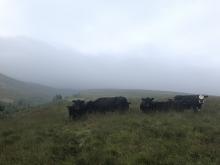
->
xmin=198 ymin=95 xmax=208 ymax=104
xmin=72 ymin=100 xmax=85 ymax=110
xmin=198 ymin=95 xmax=208 ymax=108
xmin=198 ymin=95 xmax=204 ymax=103
xmin=142 ymin=98 xmax=154 ymax=102
xmin=141 ymin=97 xmax=154 ymax=107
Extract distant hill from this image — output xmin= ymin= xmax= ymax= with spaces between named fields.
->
xmin=0 ymin=73 xmax=190 ymax=105
xmin=76 ymin=89 xmax=188 ymax=101
xmin=0 ymin=73 xmax=76 ymax=104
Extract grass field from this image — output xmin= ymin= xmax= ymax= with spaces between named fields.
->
xmin=0 ymin=90 xmax=220 ymax=165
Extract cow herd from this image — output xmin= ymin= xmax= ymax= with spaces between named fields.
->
xmin=67 ymin=95 xmax=208 ymax=119
xmin=140 ymin=95 xmax=208 ymax=113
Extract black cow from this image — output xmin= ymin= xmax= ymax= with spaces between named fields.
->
xmin=86 ymin=96 xmax=130 ymax=113
xmin=67 ymin=100 xmax=86 ymax=119
xmin=140 ymin=98 xmax=154 ymax=112
xmin=140 ymin=98 xmax=173 ymax=112
xmin=174 ymin=95 xmax=208 ymax=112
xmin=153 ymin=99 xmax=173 ymax=112
xmin=0 ymin=105 xmax=4 ymax=112
xmin=67 ymin=97 xmax=130 ymax=119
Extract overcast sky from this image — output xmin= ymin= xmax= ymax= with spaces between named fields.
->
xmin=0 ymin=0 xmax=220 ymax=95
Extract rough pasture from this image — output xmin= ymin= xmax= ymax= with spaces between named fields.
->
xmin=0 ymin=92 xmax=219 ymax=165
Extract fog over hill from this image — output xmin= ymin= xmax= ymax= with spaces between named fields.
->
xmin=0 ymin=0 xmax=220 ymax=95
xmin=0 ymin=36 xmax=219 ymax=96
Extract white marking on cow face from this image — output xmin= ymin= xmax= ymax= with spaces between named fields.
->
xmin=198 ymin=95 xmax=205 ymax=104
xmin=199 ymin=99 xmax=204 ymax=104
xmin=199 ymin=95 xmax=204 ymax=100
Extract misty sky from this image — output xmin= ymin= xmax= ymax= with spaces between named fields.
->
xmin=0 ymin=0 xmax=220 ymax=95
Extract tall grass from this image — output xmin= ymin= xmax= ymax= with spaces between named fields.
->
xmin=0 ymin=95 xmax=220 ymax=165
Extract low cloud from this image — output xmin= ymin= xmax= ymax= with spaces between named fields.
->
xmin=0 ymin=37 xmax=219 ymax=95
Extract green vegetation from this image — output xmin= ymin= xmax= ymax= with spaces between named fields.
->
xmin=0 ymin=91 xmax=220 ymax=165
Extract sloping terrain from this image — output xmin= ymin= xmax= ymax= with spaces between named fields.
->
xmin=0 ymin=73 xmax=75 ymax=104
xmin=0 ymin=93 xmax=219 ymax=165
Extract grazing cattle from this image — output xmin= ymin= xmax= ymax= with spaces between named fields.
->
xmin=140 ymin=98 xmax=154 ymax=112
xmin=140 ymin=95 xmax=208 ymax=113
xmin=153 ymin=99 xmax=173 ymax=112
xmin=67 ymin=97 xmax=130 ymax=119
xmin=67 ymin=100 xmax=86 ymax=119
xmin=86 ymin=96 xmax=130 ymax=113
xmin=140 ymin=98 xmax=173 ymax=112
xmin=174 ymin=95 xmax=208 ymax=112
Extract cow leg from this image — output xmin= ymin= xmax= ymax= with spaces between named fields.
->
xmin=68 ymin=111 xmax=71 ymax=120
xmin=69 ymin=110 xmax=74 ymax=120
xmin=193 ymin=106 xmax=198 ymax=112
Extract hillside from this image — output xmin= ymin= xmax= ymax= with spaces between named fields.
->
xmin=0 ymin=73 xmax=75 ymax=104
xmin=0 ymin=93 xmax=219 ymax=164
